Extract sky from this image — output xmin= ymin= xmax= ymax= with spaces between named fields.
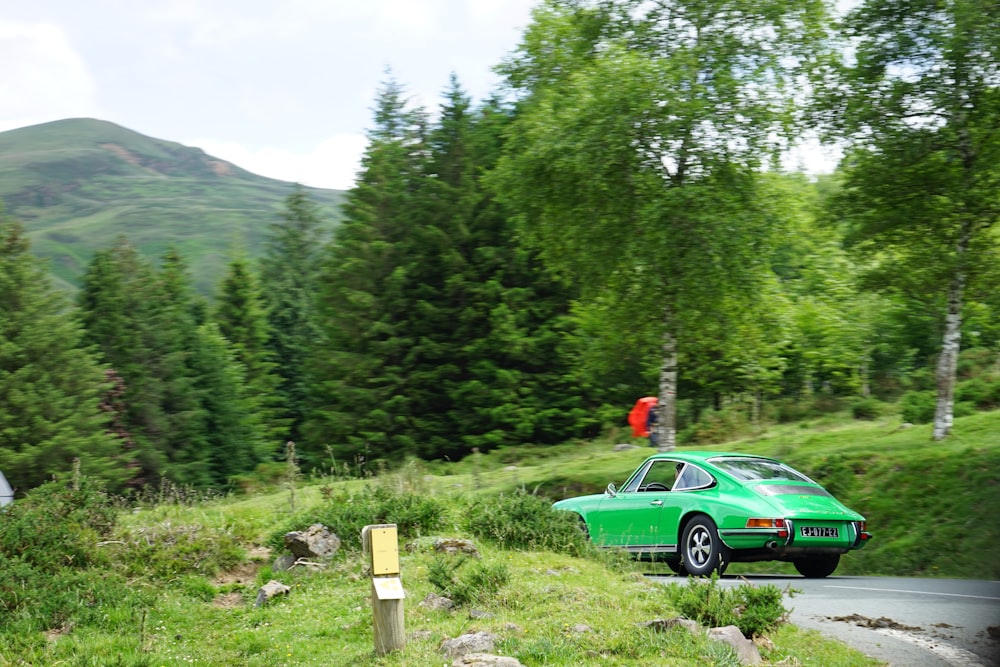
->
xmin=2 ymin=0 xmax=839 ymax=192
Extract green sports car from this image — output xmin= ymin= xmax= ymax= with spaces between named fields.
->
xmin=553 ymin=451 xmax=872 ymax=578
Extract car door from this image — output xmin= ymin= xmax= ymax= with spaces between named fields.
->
xmin=593 ymin=459 xmax=682 ymax=553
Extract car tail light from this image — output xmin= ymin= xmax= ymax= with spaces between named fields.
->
xmin=746 ymin=518 xmax=789 ymax=539
xmin=855 ymin=520 xmax=870 ymax=539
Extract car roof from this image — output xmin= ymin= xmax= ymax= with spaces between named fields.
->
xmin=645 ymin=450 xmax=777 ymax=464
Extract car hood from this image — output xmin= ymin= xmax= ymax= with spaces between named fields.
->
xmin=750 ymin=483 xmax=864 ymax=520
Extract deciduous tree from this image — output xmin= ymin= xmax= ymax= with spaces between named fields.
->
xmin=493 ymin=0 xmax=829 ymax=448
xmin=821 ymin=0 xmax=1000 ymax=439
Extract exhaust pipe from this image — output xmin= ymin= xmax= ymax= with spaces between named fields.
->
xmin=765 ymin=541 xmax=778 ymax=550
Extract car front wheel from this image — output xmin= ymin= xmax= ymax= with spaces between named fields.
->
xmin=793 ymin=554 xmax=840 ymax=578
xmin=681 ymin=515 xmax=728 ymax=577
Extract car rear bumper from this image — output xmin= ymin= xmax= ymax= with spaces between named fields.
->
xmin=721 ymin=519 xmax=872 ymax=552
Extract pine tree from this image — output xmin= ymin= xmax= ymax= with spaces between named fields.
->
xmin=0 ymin=208 xmax=125 ymax=493
xmin=307 ymin=74 xmax=431 ymax=463
xmin=78 ymin=241 xmax=268 ymax=488
xmin=259 ymin=186 xmax=326 ymax=460
xmin=214 ymin=252 xmax=285 ymax=452
xmin=307 ymin=76 xmax=587 ymax=463
xmin=77 ymin=238 xmax=168 ymax=482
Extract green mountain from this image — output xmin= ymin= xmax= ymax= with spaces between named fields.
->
xmin=0 ymin=118 xmax=345 ymax=295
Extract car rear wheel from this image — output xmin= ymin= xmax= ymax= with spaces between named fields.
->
xmin=793 ymin=554 xmax=840 ymax=578
xmin=681 ymin=515 xmax=728 ymax=577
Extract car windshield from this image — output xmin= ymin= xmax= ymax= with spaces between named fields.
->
xmin=710 ymin=457 xmax=813 ymax=483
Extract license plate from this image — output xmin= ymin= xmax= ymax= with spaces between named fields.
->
xmin=800 ymin=526 xmax=839 ymax=538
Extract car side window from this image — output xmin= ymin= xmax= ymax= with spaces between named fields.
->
xmin=635 ymin=460 xmax=680 ymax=492
xmin=673 ymin=464 xmax=714 ymax=491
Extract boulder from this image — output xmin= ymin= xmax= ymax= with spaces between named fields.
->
xmin=420 ymin=592 xmax=455 ymax=611
xmin=254 ymin=580 xmax=290 ymax=608
xmin=433 ymin=538 xmax=480 ymax=557
xmin=283 ymin=523 xmax=340 ymax=560
xmin=441 ymin=631 xmax=497 ymax=658
xmin=706 ymin=625 xmax=762 ymax=666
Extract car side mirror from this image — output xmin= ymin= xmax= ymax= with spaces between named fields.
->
xmin=606 ymin=482 xmax=617 ymax=497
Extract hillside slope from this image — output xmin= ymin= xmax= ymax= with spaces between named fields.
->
xmin=0 ymin=118 xmax=345 ymax=295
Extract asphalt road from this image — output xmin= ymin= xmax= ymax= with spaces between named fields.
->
xmin=648 ymin=574 xmax=1000 ymax=666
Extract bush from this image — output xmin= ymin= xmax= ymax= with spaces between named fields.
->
xmin=955 ymin=376 xmax=1000 ymax=410
xmin=900 ymin=390 xmax=936 ymax=424
xmin=0 ymin=478 xmax=118 ymax=572
xmin=850 ymin=397 xmax=883 ymax=420
xmin=463 ymin=491 xmax=589 ymax=555
xmin=666 ymin=574 xmax=794 ymax=638
xmin=427 ymin=555 xmax=510 ymax=606
xmin=0 ymin=479 xmax=152 ymax=633
xmin=267 ymin=483 xmax=446 ymax=551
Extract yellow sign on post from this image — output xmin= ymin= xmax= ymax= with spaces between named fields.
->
xmin=369 ymin=525 xmax=400 ymax=575
xmin=362 ymin=523 xmax=405 ymax=656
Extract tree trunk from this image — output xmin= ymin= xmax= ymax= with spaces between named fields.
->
xmin=932 ymin=222 xmax=970 ymax=441
xmin=656 ymin=313 xmax=678 ymax=452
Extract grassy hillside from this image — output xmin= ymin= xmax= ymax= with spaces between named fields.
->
xmin=0 ymin=118 xmax=345 ymax=295
xmin=2 ymin=411 xmax=995 ymax=665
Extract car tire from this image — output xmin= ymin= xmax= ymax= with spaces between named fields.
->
xmin=793 ymin=554 xmax=840 ymax=578
xmin=666 ymin=559 xmax=688 ymax=576
xmin=681 ymin=515 xmax=728 ymax=577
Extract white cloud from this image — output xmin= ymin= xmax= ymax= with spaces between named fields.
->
xmin=188 ymin=133 xmax=368 ymax=191
xmin=0 ymin=20 xmax=101 ymax=131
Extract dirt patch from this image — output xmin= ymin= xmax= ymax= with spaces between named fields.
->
xmin=829 ymin=614 xmax=922 ymax=632
xmin=212 ymin=546 xmax=271 ymax=587
xmin=213 ymin=591 xmax=244 ymax=609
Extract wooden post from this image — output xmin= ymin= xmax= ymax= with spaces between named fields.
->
xmin=361 ymin=524 xmax=405 ymax=656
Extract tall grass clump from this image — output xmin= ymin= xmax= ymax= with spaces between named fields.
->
xmin=665 ymin=574 xmax=794 ymax=638
xmin=427 ymin=554 xmax=511 ymax=606
xmin=114 ymin=522 xmax=245 ymax=579
xmin=464 ymin=490 xmax=590 ymax=555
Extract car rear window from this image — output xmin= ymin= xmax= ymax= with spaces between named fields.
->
xmin=710 ymin=457 xmax=813 ymax=483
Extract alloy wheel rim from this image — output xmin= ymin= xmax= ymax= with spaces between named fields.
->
xmin=688 ymin=526 xmax=712 ymax=566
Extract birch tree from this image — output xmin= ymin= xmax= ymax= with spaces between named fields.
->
xmin=492 ymin=0 xmax=828 ymax=449
xmin=822 ymin=0 xmax=1000 ymax=439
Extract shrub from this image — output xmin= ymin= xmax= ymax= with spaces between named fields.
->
xmin=899 ymin=390 xmax=936 ymax=424
xmin=955 ymin=376 xmax=1000 ymax=410
xmin=464 ymin=491 xmax=589 ymax=555
xmin=427 ymin=555 xmax=510 ymax=606
xmin=0 ymin=478 xmax=118 ymax=572
xmin=266 ymin=483 xmax=446 ymax=551
xmin=0 ymin=480 xmax=152 ymax=633
xmin=850 ymin=397 xmax=883 ymax=420
xmin=666 ymin=574 xmax=794 ymax=638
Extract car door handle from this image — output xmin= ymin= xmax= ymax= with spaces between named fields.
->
xmin=650 ymin=500 xmax=663 ymax=506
